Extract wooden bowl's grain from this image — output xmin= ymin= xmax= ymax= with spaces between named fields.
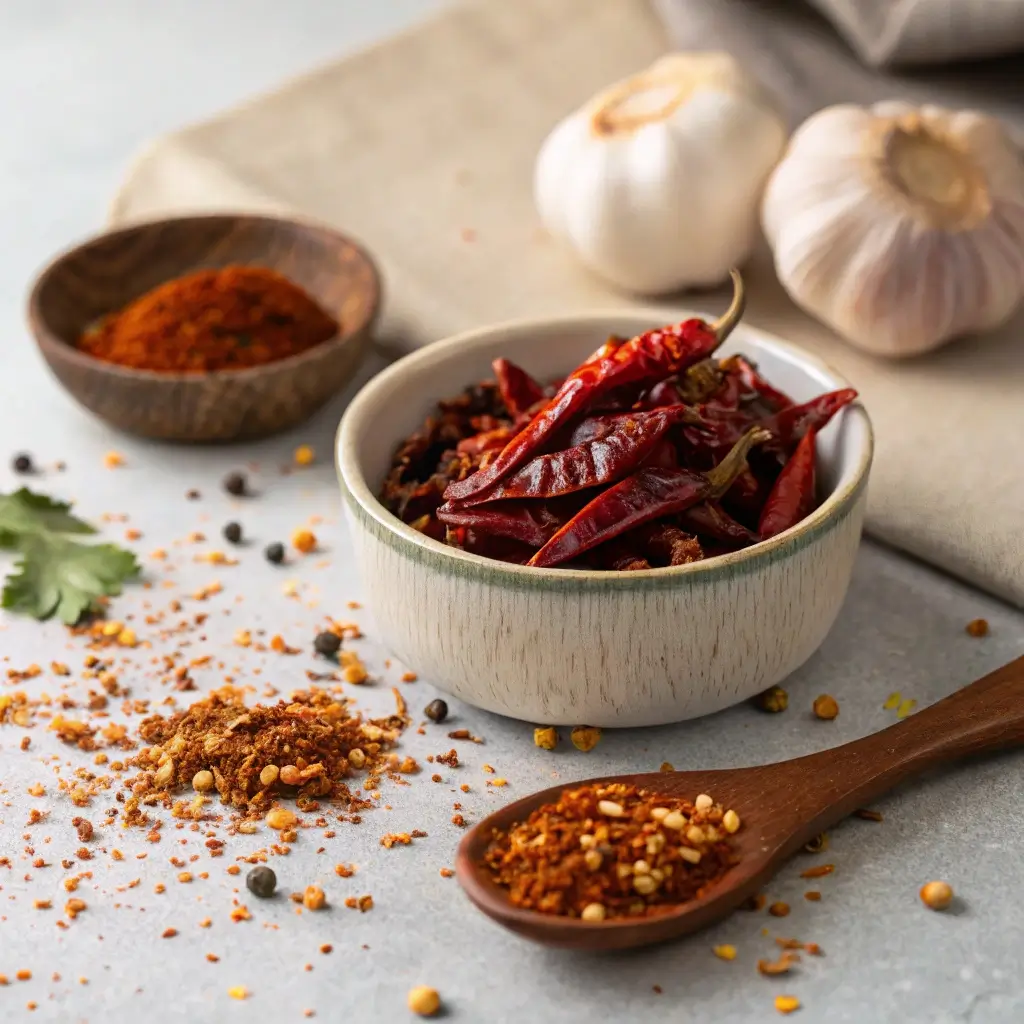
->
xmin=27 ymin=213 xmax=381 ymax=442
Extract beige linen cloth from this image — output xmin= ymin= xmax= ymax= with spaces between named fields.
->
xmin=110 ymin=0 xmax=1024 ymax=607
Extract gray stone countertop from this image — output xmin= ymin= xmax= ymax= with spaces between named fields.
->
xmin=1 ymin=3 xmax=1022 ymax=1022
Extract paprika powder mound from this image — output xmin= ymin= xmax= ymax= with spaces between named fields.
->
xmin=77 ymin=265 xmax=338 ymax=373
xmin=483 ymin=782 xmax=739 ymax=919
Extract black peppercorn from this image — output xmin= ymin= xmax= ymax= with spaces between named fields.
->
xmin=313 ymin=631 xmax=341 ymax=657
xmin=223 ymin=471 xmax=247 ymax=497
xmin=264 ymin=542 xmax=285 ymax=565
xmin=223 ymin=522 xmax=243 ymax=544
xmin=12 ymin=453 xmax=33 ymax=474
xmin=424 ymin=699 xmax=449 ymax=724
xmin=246 ymin=865 xmax=277 ymax=899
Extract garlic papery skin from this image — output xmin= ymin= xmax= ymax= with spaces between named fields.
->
xmin=761 ymin=102 xmax=1024 ymax=358
xmin=534 ymin=53 xmax=787 ymax=296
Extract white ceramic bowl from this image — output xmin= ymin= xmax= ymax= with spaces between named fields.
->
xmin=336 ymin=312 xmax=872 ymax=727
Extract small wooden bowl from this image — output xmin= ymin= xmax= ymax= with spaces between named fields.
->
xmin=27 ymin=213 xmax=381 ymax=442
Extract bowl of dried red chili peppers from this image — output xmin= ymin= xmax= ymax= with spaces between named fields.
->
xmin=28 ymin=213 xmax=380 ymax=441
xmin=337 ymin=272 xmax=872 ymax=726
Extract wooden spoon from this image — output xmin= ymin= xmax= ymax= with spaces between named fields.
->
xmin=456 ymin=655 xmax=1024 ymax=951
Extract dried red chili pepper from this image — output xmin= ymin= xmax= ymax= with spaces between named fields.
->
xmin=468 ymin=408 xmax=694 ymax=504
xmin=493 ymin=358 xmax=544 ymax=419
xmin=680 ymin=501 xmax=759 ymax=547
xmin=456 ymin=424 xmax=519 ymax=456
xmin=529 ymin=426 xmax=769 ymax=568
xmin=759 ymin=428 xmax=817 ymax=539
xmin=443 ymin=272 xmax=745 ymax=503
xmin=722 ymin=355 xmax=794 ymax=411
xmin=436 ymin=500 xmax=566 ymax=548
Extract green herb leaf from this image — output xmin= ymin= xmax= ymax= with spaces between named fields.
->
xmin=0 ymin=488 xmax=95 ymax=547
xmin=2 ymin=533 xmax=140 ymax=625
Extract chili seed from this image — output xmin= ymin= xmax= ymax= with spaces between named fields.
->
xmin=191 ymin=770 xmax=214 ymax=792
xmin=694 ymin=793 xmax=713 ymax=811
xmin=966 ymin=618 xmax=989 ymax=638
xmin=222 ymin=522 xmax=243 ymax=544
xmin=813 ymin=694 xmax=839 ymax=720
xmin=12 ymin=453 xmax=33 ymax=474
xmin=580 ymin=902 xmax=606 ymax=922
xmin=662 ymin=810 xmax=687 ymax=831
xmin=407 ymin=986 xmax=441 ymax=1017
xmin=774 ymin=995 xmax=801 ymax=1014
xmin=755 ymin=685 xmax=788 ymax=712
xmin=920 ymin=880 xmax=953 ymax=910
xmin=313 ymin=631 xmax=341 ymax=657
xmin=260 ymin=765 xmax=279 ymax=786
xmin=597 ymin=799 xmax=625 ymax=818
xmin=266 ymin=808 xmax=297 ymax=830
xmin=223 ymin=471 xmax=247 ymax=496
xmin=424 ymin=699 xmax=449 ymax=724
xmin=246 ymin=866 xmax=277 ymax=899
xmin=768 ymin=901 xmax=791 ymax=917
xmin=722 ymin=809 xmax=741 ymax=833
xmin=292 ymin=528 xmax=317 ymax=553
xmin=264 ymin=542 xmax=285 ymax=565
xmin=713 ymin=944 xmax=737 ymax=961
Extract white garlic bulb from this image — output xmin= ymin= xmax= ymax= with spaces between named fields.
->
xmin=534 ymin=52 xmax=787 ymax=295
xmin=762 ymin=102 xmax=1024 ymax=357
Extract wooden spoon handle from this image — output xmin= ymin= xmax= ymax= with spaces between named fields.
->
xmin=766 ymin=655 xmax=1024 ymax=840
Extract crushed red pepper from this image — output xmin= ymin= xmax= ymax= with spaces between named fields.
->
xmin=483 ymin=783 xmax=738 ymax=919
xmin=77 ymin=266 xmax=338 ymax=373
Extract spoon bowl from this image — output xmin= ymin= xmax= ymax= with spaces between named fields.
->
xmin=456 ymin=655 xmax=1024 ymax=950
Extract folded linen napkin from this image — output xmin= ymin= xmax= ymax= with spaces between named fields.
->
xmin=109 ymin=0 xmax=1024 ymax=607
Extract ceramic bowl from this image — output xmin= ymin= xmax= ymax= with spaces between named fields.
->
xmin=28 ymin=213 xmax=380 ymax=442
xmin=336 ymin=312 xmax=872 ymax=727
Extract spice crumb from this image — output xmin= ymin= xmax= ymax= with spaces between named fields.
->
xmin=774 ymin=995 xmax=801 ymax=1014
xmin=965 ymin=618 xmax=989 ymax=638
xmin=854 ymin=808 xmax=884 ymax=822
xmin=804 ymin=891 xmax=821 ymax=902
xmin=920 ymin=880 xmax=954 ymax=911
xmin=227 ymin=986 xmax=249 ymax=1001
xmin=570 ymin=725 xmax=602 ymax=751
xmin=407 ymin=986 xmax=441 ymax=1017
xmin=713 ymin=944 xmax=737 ymax=961
xmin=768 ymin=902 xmax=791 ymax=917
xmin=812 ymin=694 xmax=839 ymax=720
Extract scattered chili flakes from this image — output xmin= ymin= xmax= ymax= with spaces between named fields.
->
xmin=800 ymin=864 xmax=834 ymax=879
xmin=162 ymin=928 xmax=178 ymax=938
xmin=400 ymin=672 xmax=418 ymax=683
xmin=804 ymin=891 xmax=821 ymax=902
xmin=758 ymin=952 xmax=800 ymax=976
xmin=334 ymin=863 xmax=355 ymax=878
xmin=854 ymin=808 xmax=883 ymax=822
xmin=103 ymin=451 xmax=125 ymax=469
xmin=439 ymin=867 xmax=454 ymax=878
xmin=713 ymin=944 xmax=737 ymax=961
xmin=774 ymin=995 xmax=801 ymax=1014
xmin=897 ymin=698 xmax=917 ymax=719
xmin=534 ymin=727 xmax=558 ymax=750
xmin=436 ymin=749 xmax=459 ymax=769
xmin=227 ymin=986 xmax=249 ymax=1001
xmin=303 ymin=886 xmax=326 ymax=910
xmin=206 ymin=953 xmax=219 ymax=963
xmin=16 ymin=971 xmax=32 ymax=982
xmin=768 ymin=902 xmax=791 ymax=917
xmin=812 ymin=694 xmax=839 ymax=720
xmin=965 ymin=618 xmax=989 ymax=638
xmin=64 ymin=899 xmax=86 ymax=919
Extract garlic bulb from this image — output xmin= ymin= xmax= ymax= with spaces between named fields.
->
xmin=762 ymin=102 xmax=1024 ymax=357
xmin=534 ymin=53 xmax=787 ymax=295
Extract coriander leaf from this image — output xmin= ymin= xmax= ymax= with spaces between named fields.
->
xmin=2 ymin=533 xmax=140 ymax=624
xmin=0 ymin=488 xmax=96 ymax=547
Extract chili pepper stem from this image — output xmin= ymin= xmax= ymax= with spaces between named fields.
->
xmin=705 ymin=427 xmax=771 ymax=499
xmin=708 ymin=269 xmax=746 ymax=344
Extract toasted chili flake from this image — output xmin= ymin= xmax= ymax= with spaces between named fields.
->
xmin=200 ymin=918 xmax=212 ymax=928
xmin=775 ymin=938 xmax=804 ymax=950
xmin=162 ymin=928 xmax=178 ymax=938
xmin=768 ymin=902 xmax=790 ymax=917
xmin=206 ymin=953 xmax=219 ymax=963
xmin=774 ymin=995 xmax=801 ymax=1014
xmin=303 ymin=886 xmax=326 ymax=910
xmin=103 ymin=451 xmax=125 ymax=469
xmin=804 ymin=891 xmax=821 ymax=902
xmin=294 ymin=446 xmax=316 ymax=467
xmin=34 ymin=899 xmax=52 ymax=910
xmin=65 ymin=899 xmax=86 ymax=919
xmin=228 ymin=986 xmax=249 ymax=1000
xmin=804 ymin=943 xmax=822 ymax=956
xmin=854 ymin=808 xmax=883 ymax=822
xmin=754 ymin=686 xmax=788 ymax=713
xmin=713 ymin=944 xmax=737 ymax=961
xmin=966 ymin=618 xmax=989 ymax=637
xmin=319 ymin=944 xmax=333 ymax=954
xmin=896 ymin=698 xmax=917 ymax=719
xmin=334 ymin=863 xmax=355 ymax=878
xmin=400 ymin=672 xmax=418 ymax=683
xmin=439 ymin=867 xmax=454 ymax=878
xmin=230 ymin=905 xmax=252 ymax=922
xmin=744 ymin=893 xmax=767 ymax=911
xmin=758 ymin=952 xmax=800 ymax=976
xmin=16 ymin=971 xmax=32 ymax=982
xmin=800 ymin=864 xmax=834 ymax=879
